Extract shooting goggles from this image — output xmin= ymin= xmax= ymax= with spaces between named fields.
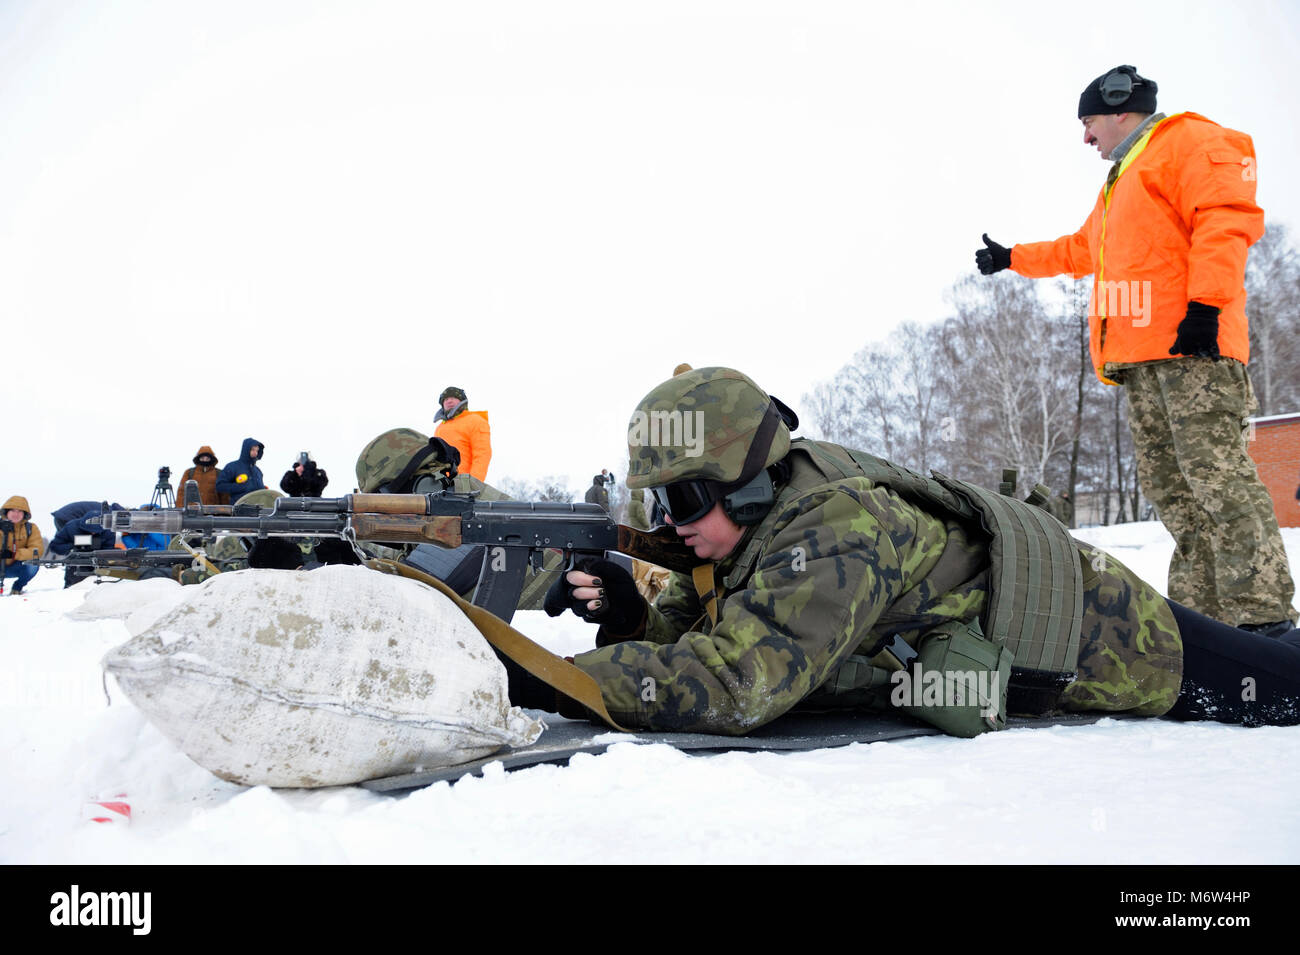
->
xmin=648 ymin=479 xmax=722 ymax=527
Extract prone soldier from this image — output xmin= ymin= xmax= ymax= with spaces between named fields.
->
xmin=521 ymin=366 xmax=1300 ymax=735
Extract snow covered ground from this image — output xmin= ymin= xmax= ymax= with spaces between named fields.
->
xmin=3 ymin=522 xmax=1298 ymax=865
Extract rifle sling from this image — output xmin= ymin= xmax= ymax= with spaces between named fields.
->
xmin=691 ymin=563 xmax=720 ymax=627
xmin=174 ymin=537 xmax=224 ymax=578
xmin=370 ymin=558 xmax=628 ymax=733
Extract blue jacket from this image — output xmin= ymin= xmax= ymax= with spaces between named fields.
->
xmin=121 ymin=532 xmax=170 ymax=550
xmin=120 ymin=504 xmax=170 ymax=550
xmin=216 ymin=438 xmax=266 ymax=503
xmin=49 ymin=514 xmax=116 ymax=555
xmin=52 ymin=501 xmax=106 ymax=526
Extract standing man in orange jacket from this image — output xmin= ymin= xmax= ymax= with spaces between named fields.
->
xmin=434 ymin=386 xmax=492 ymax=482
xmin=976 ymin=65 xmax=1295 ymax=637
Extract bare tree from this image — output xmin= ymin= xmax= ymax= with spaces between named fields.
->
xmin=803 ymin=342 xmax=905 ymax=460
xmin=493 ymin=475 xmax=575 ymax=503
xmin=1246 ymin=221 xmax=1300 ymax=416
xmin=938 ymin=275 xmax=1077 ymax=490
xmin=1062 ymin=277 xmax=1091 ymax=525
xmin=893 ymin=321 xmax=946 ymax=475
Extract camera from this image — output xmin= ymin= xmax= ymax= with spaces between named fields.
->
xmin=158 ymin=466 xmax=171 ymax=482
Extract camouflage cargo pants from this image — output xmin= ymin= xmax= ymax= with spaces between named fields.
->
xmin=1123 ymin=358 xmax=1296 ymax=627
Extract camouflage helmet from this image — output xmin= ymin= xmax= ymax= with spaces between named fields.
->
xmin=438 ymin=386 xmax=467 ymax=405
xmin=357 ymin=428 xmax=428 ymax=492
xmin=626 ymin=367 xmax=792 ymax=490
xmin=232 ymin=488 xmax=283 ymax=507
xmin=356 ymin=428 xmax=461 ymax=493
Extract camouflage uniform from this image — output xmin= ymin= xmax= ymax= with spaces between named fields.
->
xmin=569 ymin=368 xmax=1183 ymax=735
xmin=572 ymin=438 xmax=1182 ymax=734
xmin=1117 ymin=357 xmax=1295 ymax=627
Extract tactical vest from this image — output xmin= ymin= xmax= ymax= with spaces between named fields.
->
xmin=723 ymin=439 xmax=1083 ymax=730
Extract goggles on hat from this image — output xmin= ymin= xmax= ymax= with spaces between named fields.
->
xmin=649 ymin=479 xmax=722 ymax=526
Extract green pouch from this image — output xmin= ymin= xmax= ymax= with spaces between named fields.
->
xmin=803 ymin=654 xmax=898 ymax=711
xmin=896 ymin=617 xmax=1013 ymax=737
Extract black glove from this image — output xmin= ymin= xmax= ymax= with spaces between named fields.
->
xmin=1169 ymin=302 xmax=1221 ymax=358
xmin=544 ymin=557 xmax=646 ymax=637
xmin=247 ymin=538 xmax=305 ymax=570
xmin=976 ymin=234 xmax=1012 ymax=275
xmin=0 ymin=549 xmax=13 ymax=561
xmin=311 ymin=538 xmax=363 ymax=566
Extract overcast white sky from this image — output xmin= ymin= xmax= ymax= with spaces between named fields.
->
xmin=3 ymin=0 xmax=1298 ymax=516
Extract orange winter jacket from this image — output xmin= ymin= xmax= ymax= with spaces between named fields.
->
xmin=435 ymin=409 xmax=492 ymax=482
xmin=1011 ymin=112 xmax=1264 ymax=384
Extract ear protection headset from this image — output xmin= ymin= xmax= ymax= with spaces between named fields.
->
xmin=1099 ymin=65 xmax=1146 ymax=106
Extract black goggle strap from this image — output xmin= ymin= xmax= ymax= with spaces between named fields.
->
xmin=734 ymin=399 xmax=782 ymax=487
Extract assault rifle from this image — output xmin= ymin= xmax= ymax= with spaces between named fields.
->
xmin=40 ymin=547 xmax=221 ymax=583
xmin=97 ymin=490 xmax=698 ymax=622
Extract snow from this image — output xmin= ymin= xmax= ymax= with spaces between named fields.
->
xmin=3 ymin=524 xmax=1299 ymax=864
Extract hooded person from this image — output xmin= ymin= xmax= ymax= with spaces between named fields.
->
xmin=215 ymin=438 xmax=266 ymax=504
xmin=2 ymin=494 xmax=44 ymax=595
xmin=47 ymin=503 xmax=123 ymax=588
xmin=51 ymin=500 xmax=118 ymax=532
xmin=178 ymin=445 xmax=227 ymax=507
xmin=433 ymin=387 xmax=492 ymax=482
xmin=584 ymin=474 xmax=610 ymax=511
xmin=510 ymin=366 xmax=1300 ymax=737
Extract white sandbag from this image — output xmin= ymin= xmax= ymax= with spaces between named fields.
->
xmin=65 ymin=577 xmax=182 ymax=621
xmin=102 ymin=565 xmax=542 ymax=787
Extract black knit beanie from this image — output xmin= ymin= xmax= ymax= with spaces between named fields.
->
xmin=1079 ymin=65 xmax=1158 ymax=118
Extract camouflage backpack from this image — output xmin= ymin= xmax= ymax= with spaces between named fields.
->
xmin=355 ymin=429 xmax=461 ymax=494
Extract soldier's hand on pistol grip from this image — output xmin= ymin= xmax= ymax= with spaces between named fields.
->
xmin=1169 ymin=301 xmax=1221 ymax=359
xmin=544 ymin=558 xmax=647 ymax=640
xmin=976 ymin=233 xmax=1012 ymax=275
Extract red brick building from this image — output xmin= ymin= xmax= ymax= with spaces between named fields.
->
xmin=1248 ymin=412 xmax=1300 ymax=528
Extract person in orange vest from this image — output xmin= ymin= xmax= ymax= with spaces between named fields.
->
xmin=976 ymin=65 xmax=1295 ymax=638
xmin=433 ymin=386 xmax=492 ymax=482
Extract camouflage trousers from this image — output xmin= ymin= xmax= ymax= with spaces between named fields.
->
xmin=1122 ymin=358 xmax=1296 ymax=627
